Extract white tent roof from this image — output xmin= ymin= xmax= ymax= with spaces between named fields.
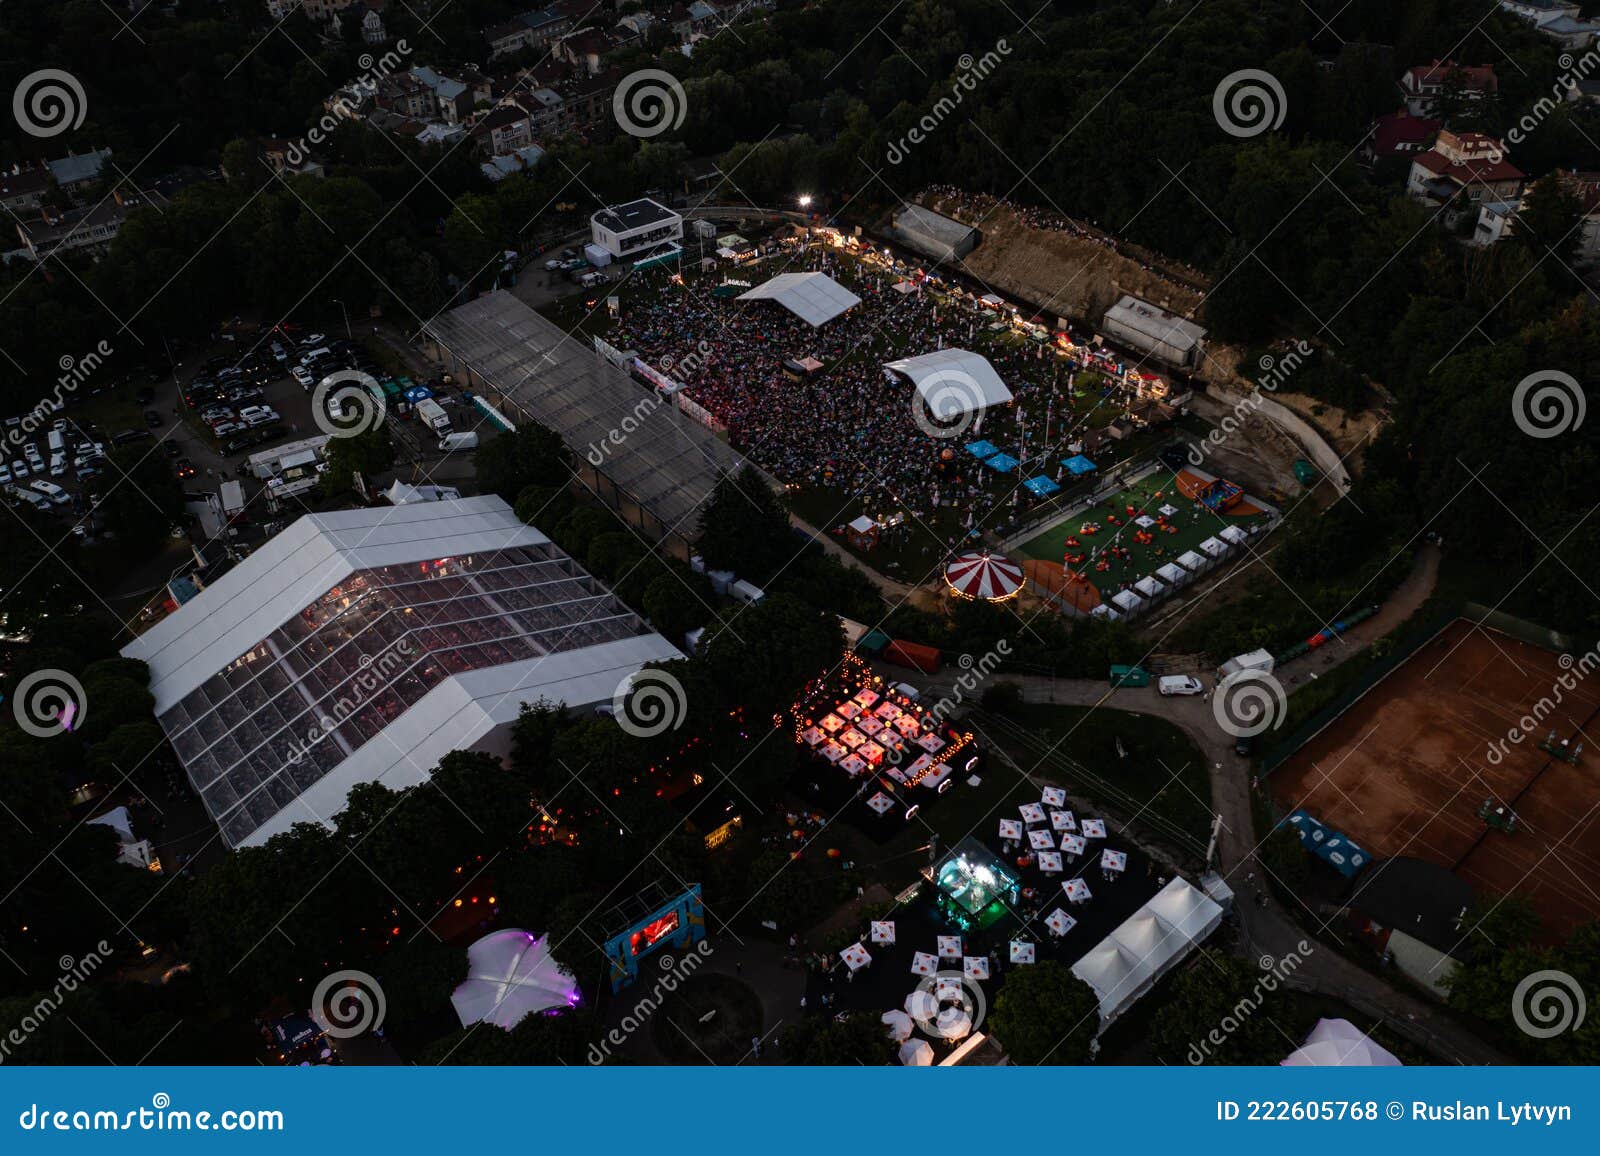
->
xmin=122 ymin=497 xmax=683 ymax=848
xmin=1156 ymin=562 xmax=1188 ymax=584
xmin=1071 ymin=876 xmax=1223 ymax=1024
xmin=1175 ymin=550 xmax=1207 ymax=571
xmin=451 ymin=930 xmax=578 ymax=1030
xmin=884 ymin=349 xmax=1014 ymax=414
xmin=737 ymin=271 xmax=861 ymax=326
xmin=899 ymin=1038 xmax=935 ymax=1066
xmin=1198 ymin=536 xmax=1229 ymax=558
xmin=1282 ymin=1018 xmax=1402 ymax=1067
xmin=1219 ymin=524 xmax=1251 ymax=546
xmin=1133 ymin=576 xmax=1165 ymax=598
xmin=1110 ymin=590 xmax=1144 ymax=612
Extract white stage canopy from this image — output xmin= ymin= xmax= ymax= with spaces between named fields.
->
xmin=885 ymin=349 xmax=1014 ymax=416
xmin=737 ymin=271 xmax=861 ymax=326
xmin=451 ymin=930 xmax=578 ymax=1030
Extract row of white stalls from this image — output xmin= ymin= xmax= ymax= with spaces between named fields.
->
xmin=1089 ymin=523 xmax=1256 ymax=621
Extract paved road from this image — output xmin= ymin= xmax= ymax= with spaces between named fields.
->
xmin=906 ymin=545 xmax=1504 ymax=1063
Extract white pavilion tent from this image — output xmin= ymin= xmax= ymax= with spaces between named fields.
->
xmin=737 ymin=272 xmax=861 ymax=326
xmin=1282 ymin=1018 xmax=1401 ymax=1067
xmin=1070 ymin=877 xmax=1223 ymax=1025
xmin=885 ymin=349 xmax=1014 ymax=417
xmin=1155 ymin=562 xmax=1189 ymax=588
xmin=1198 ymin=536 xmax=1229 ymax=562
xmin=1133 ymin=575 xmax=1166 ymax=601
xmin=1219 ymin=524 xmax=1252 ymax=548
xmin=1110 ymin=589 xmax=1145 ymax=615
xmin=1175 ymin=549 xmax=1209 ymax=575
xmin=450 ymin=929 xmax=579 ymax=1030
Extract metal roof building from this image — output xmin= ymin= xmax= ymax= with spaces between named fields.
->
xmin=122 ymin=496 xmax=681 ymax=849
xmin=422 ymin=291 xmax=753 ymax=555
xmin=1101 ymin=295 xmax=1208 ymax=369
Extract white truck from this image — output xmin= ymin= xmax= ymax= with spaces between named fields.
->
xmin=1218 ymin=648 xmax=1275 ymax=682
xmin=415 ymin=397 xmax=451 ymax=435
xmin=438 ymin=430 xmax=478 ymax=453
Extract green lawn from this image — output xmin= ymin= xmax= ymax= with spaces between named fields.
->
xmin=1016 ymin=469 xmax=1272 ymax=571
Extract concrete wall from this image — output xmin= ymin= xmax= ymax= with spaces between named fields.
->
xmin=1207 ymin=383 xmax=1352 ymax=493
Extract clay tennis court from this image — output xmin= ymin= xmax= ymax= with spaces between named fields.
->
xmin=1272 ymin=618 xmax=1600 ymax=940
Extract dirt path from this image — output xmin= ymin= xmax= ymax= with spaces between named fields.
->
xmin=789 ymin=513 xmax=918 ymax=600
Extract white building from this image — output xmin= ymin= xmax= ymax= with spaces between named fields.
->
xmin=122 ymin=496 xmax=682 ymax=849
xmin=1101 ymin=295 xmax=1207 ymax=369
xmin=589 ymin=198 xmax=683 ymax=262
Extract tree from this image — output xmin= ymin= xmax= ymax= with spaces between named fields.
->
xmin=473 ymin=424 xmax=569 ymax=500
xmin=642 ymin=571 xmax=713 ymax=641
xmin=700 ymin=594 xmax=844 ymax=717
xmin=322 ymin=426 xmax=395 ymax=491
xmin=1259 ymin=821 xmax=1310 ymax=897
xmin=695 ymin=467 xmax=794 ymax=582
xmin=375 ymin=939 xmax=468 ymax=1044
xmin=783 ymin=1011 xmax=895 ymax=1065
xmin=987 ymin=960 xmax=1097 ymax=1064
xmin=419 ymin=1008 xmax=597 ymax=1064
xmin=1147 ymin=951 xmax=1288 ymax=1065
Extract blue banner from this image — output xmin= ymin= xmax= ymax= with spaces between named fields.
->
xmin=2 ymin=1067 xmax=1593 ymax=1151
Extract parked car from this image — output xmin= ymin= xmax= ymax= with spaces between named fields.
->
xmin=291 ymin=366 xmax=313 ymax=388
xmin=145 ymin=409 xmax=164 ymax=427
xmin=210 ymin=421 xmax=242 ymax=438
xmin=0 ymin=463 xmax=10 ymax=484
xmin=164 ymin=442 xmax=182 ymax=458
xmin=174 ymin=458 xmax=197 ymax=479
xmin=1158 ymin=675 xmax=1204 ymax=697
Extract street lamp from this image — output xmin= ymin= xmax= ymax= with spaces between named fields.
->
xmin=331 ymin=298 xmax=351 ymax=339
xmin=798 ymin=194 xmax=813 ymax=210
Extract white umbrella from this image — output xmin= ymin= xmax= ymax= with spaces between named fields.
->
xmin=881 ymin=1009 xmax=914 ymax=1042
xmin=899 ymin=1038 xmax=935 ymax=1066
xmin=935 ymin=1007 xmax=973 ymax=1041
xmin=905 ymin=989 xmax=939 ymax=1022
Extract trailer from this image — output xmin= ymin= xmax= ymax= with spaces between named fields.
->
xmin=415 ymin=397 xmax=451 ymax=434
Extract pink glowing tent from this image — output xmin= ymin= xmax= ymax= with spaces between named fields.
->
xmin=451 ymin=929 xmax=578 ymax=1030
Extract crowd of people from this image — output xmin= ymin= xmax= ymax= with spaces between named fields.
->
xmin=612 ymin=242 xmax=1141 ymax=537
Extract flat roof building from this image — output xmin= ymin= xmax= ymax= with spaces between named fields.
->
xmin=122 ymin=496 xmax=681 ymax=849
xmin=590 ymin=198 xmax=683 ymax=260
xmin=891 ymin=204 xmax=978 ymax=263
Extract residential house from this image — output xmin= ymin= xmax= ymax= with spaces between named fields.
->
xmin=481 ymin=144 xmax=546 ymax=182
xmin=1397 ymin=60 xmax=1498 ymax=117
xmin=267 ymin=0 xmax=358 ymax=19
xmin=411 ymin=66 xmax=481 ymax=124
xmin=375 ymin=73 xmax=437 ymax=120
xmin=1498 ymin=0 xmax=1600 ymax=45
xmin=359 ymin=0 xmax=387 ymax=43
xmin=0 ymin=165 xmax=54 ymax=214
xmin=1472 ymin=198 xmax=1521 ymax=246
xmin=556 ymin=27 xmax=616 ymax=76
xmin=1406 ymin=129 xmax=1524 ymax=210
xmin=15 ymin=187 xmax=166 ymax=261
xmin=1362 ymin=111 xmax=1440 ymax=166
xmin=615 ymin=12 xmax=656 ymax=43
xmin=48 ymin=148 xmax=114 ymax=195
xmin=470 ymin=105 xmax=537 ymax=155
xmin=485 ymin=5 xmax=581 ymax=59
xmin=1499 ymin=0 xmax=1580 ymax=19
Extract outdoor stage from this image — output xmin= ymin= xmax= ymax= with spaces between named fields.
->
xmin=1271 ymin=619 xmax=1600 ymax=940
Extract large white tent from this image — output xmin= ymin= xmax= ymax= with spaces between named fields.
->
xmin=885 ymin=349 xmax=1014 ymax=416
xmin=1071 ymin=876 xmax=1223 ymax=1025
xmin=451 ymin=930 xmax=579 ymax=1030
xmin=737 ymin=271 xmax=861 ymax=326
xmin=1282 ymin=1018 xmax=1401 ymax=1067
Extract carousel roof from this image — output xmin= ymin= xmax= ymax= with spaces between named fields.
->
xmin=945 ymin=551 xmax=1024 ymax=601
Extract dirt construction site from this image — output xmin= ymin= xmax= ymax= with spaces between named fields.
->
xmin=1271 ymin=618 xmax=1600 ymax=941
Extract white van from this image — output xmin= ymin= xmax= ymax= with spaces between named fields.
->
xmin=1158 ymin=675 xmax=1204 ymax=696
xmin=47 ymin=430 xmax=65 ymax=455
xmin=10 ymin=486 xmax=48 ymax=510
xmin=30 ymin=479 xmax=70 ymax=506
xmin=49 ymin=452 xmax=66 ymax=477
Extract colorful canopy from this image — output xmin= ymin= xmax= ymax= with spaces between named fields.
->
xmin=944 ymin=551 xmax=1024 ymax=601
xmin=1062 ymin=454 xmax=1097 ymax=475
xmin=1024 ymin=475 xmax=1061 ymax=496
xmin=984 ymin=452 xmax=1020 ymax=473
